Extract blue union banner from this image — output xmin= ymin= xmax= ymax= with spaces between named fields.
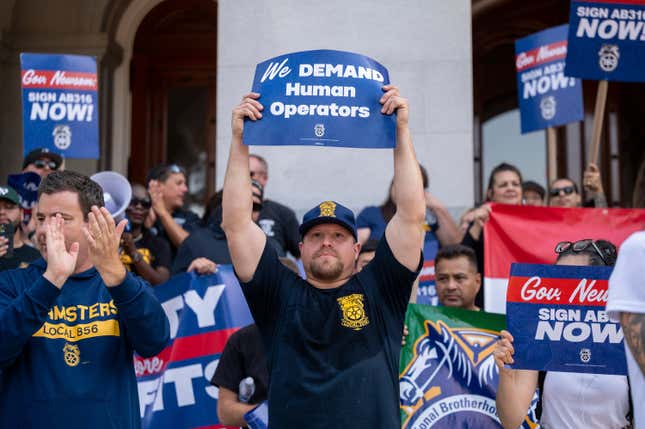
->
xmin=565 ymin=0 xmax=645 ymax=82
xmin=515 ymin=25 xmax=584 ymax=133
xmin=243 ymin=49 xmax=396 ymax=148
xmin=137 ymin=267 xmax=254 ymax=429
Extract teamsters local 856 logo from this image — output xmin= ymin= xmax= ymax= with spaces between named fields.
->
xmin=400 ymin=320 xmax=537 ymax=428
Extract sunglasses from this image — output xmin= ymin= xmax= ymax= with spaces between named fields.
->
xmin=554 ymin=239 xmax=614 ymax=265
xmin=129 ymin=197 xmax=152 ymax=209
xmin=549 ymin=186 xmax=576 ymax=197
xmin=33 ymin=159 xmax=58 ymax=170
xmin=166 ymin=164 xmax=185 ymax=175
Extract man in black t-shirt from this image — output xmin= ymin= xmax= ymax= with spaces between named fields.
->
xmin=0 ymin=185 xmax=40 ymax=271
xmin=221 ymin=86 xmax=425 ymax=428
xmin=210 ymin=324 xmax=268 ymax=428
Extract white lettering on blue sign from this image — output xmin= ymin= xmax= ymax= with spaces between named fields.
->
xmin=576 ymin=18 xmax=645 ymax=41
xmin=535 ymin=321 xmax=623 ymax=343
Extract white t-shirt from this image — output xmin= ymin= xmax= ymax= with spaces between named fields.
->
xmin=541 ymin=371 xmax=630 ymax=428
xmin=607 ymin=230 xmax=645 ymax=429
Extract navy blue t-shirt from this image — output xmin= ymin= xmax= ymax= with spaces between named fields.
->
xmin=240 ymin=237 xmax=421 ymax=428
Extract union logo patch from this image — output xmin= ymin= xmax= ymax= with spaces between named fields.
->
xmin=337 ymin=293 xmax=369 ymax=330
xmin=319 ymin=201 xmax=336 ymax=217
xmin=63 ymin=342 xmax=80 ymax=367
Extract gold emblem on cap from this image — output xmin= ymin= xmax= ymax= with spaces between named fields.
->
xmin=319 ymin=201 xmax=336 ymax=217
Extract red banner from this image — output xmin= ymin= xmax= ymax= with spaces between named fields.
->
xmin=483 ymin=203 xmax=645 ymax=313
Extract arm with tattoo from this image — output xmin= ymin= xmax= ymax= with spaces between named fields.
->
xmin=621 ymin=312 xmax=645 ymax=377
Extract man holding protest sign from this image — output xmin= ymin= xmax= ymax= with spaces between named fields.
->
xmin=0 ymin=171 xmax=169 ymax=429
xmin=222 ymin=84 xmax=424 ymax=427
xmin=494 ymin=239 xmax=631 ymax=429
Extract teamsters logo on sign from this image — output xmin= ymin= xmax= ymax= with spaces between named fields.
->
xmin=243 ymin=49 xmax=396 ymax=149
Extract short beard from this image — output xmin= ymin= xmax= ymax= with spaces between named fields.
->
xmin=309 ymin=258 xmax=344 ymax=281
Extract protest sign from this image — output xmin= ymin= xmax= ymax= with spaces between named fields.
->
xmin=137 ymin=267 xmax=253 ymax=429
xmin=515 ymin=24 xmax=584 ymax=133
xmin=243 ymin=49 xmax=395 ymax=148
xmin=506 ymin=263 xmax=626 ymax=375
xmin=7 ymin=172 xmax=41 ymax=224
xmin=483 ymin=203 xmax=645 ymax=313
xmin=20 ymin=53 xmax=99 ymax=158
xmin=400 ymin=305 xmax=538 ymax=428
xmin=565 ymin=0 xmax=645 ymax=82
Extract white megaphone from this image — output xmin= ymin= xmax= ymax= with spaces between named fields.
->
xmin=90 ymin=171 xmax=132 ymax=221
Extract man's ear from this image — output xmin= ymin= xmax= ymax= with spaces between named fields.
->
xmin=354 ymin=241 xmax=362 ymax=261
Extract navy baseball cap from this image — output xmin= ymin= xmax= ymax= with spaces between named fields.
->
xmin=22 ymin=148 xmax=63 ymax=170
xmin=299 ymin=201 xmax=357 ymax=240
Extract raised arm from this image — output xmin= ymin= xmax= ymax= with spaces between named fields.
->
xmin=221 ymin=93 xmax=267 ymax=282
xmin=494 ymin=330 xmax=539 ymax=429
xmin=383 ymin=86 xmax=425 ymax=270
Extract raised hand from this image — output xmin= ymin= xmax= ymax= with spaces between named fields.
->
xmin=82 ymin=206 xmax=127 ymax=287
xmin=380 ymin=84 xmax=408 ymax=127
xmin=147 ymin=180 xmax=168 ymax=217
xmin=493 ymin=330 xmax=515 ymax=373
xmin=583 ymin=163 xmax=604 ymax=195
xmin=187 ymin=257 xmax=218 ymax=275
xmin=43 ymin=214 xmax=79 ymax=288
xmin=232 ymin=93 xmax=263 ymax=138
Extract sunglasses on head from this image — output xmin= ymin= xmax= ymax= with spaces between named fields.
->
xmin=166 ymin=164 xmax=185 ymax=175
xmin=33 ymin=159 xmax=58 ymax=170
xmin=549 ymin=186 xmax=576 ymax=197
xmin=554 ymin=239 xmax=614 ymax=265
xmin=129 ymin=197 xmax=152 ymax=209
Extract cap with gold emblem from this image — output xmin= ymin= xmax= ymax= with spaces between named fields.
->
xmin=299 ymin=200 xmax=357 ymax=240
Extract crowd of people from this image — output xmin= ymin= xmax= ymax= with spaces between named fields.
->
xmin=1 ymin=86 xmax=644 ymax=428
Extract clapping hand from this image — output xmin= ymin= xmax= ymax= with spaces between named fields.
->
xmin=82 ymin=206 xmax=128 ymax=287
xmin=43 ymin=214 xmax=79 ymax=288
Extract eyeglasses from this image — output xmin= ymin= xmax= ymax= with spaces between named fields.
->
xmin=549 ymin=186 xmax=576 ymax=197
xmin=554 ymin=239 xmax=614 ymax=265
xmin=33 ymin=159 xmax=58 ymax=170
xmin=129 ymin=197 xmax=152 ymax=209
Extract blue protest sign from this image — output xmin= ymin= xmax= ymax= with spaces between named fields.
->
xmin=506 ymin=263 xmax=626 ymax=375
xmin=243 ymin=49 xmax=395 ymax=148
xmin=515 ymin=25 xmax=584 ymax=133
xmin=566 ymin=1 xmax=645 ymax=82
xmin=137 ymin=267 xmax=254 ymax=429
xmin=20 ymin=53 xmax=99 ymax=158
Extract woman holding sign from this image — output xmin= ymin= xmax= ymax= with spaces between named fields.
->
xmin=494 ymin=239 xmax=632 ymax=429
